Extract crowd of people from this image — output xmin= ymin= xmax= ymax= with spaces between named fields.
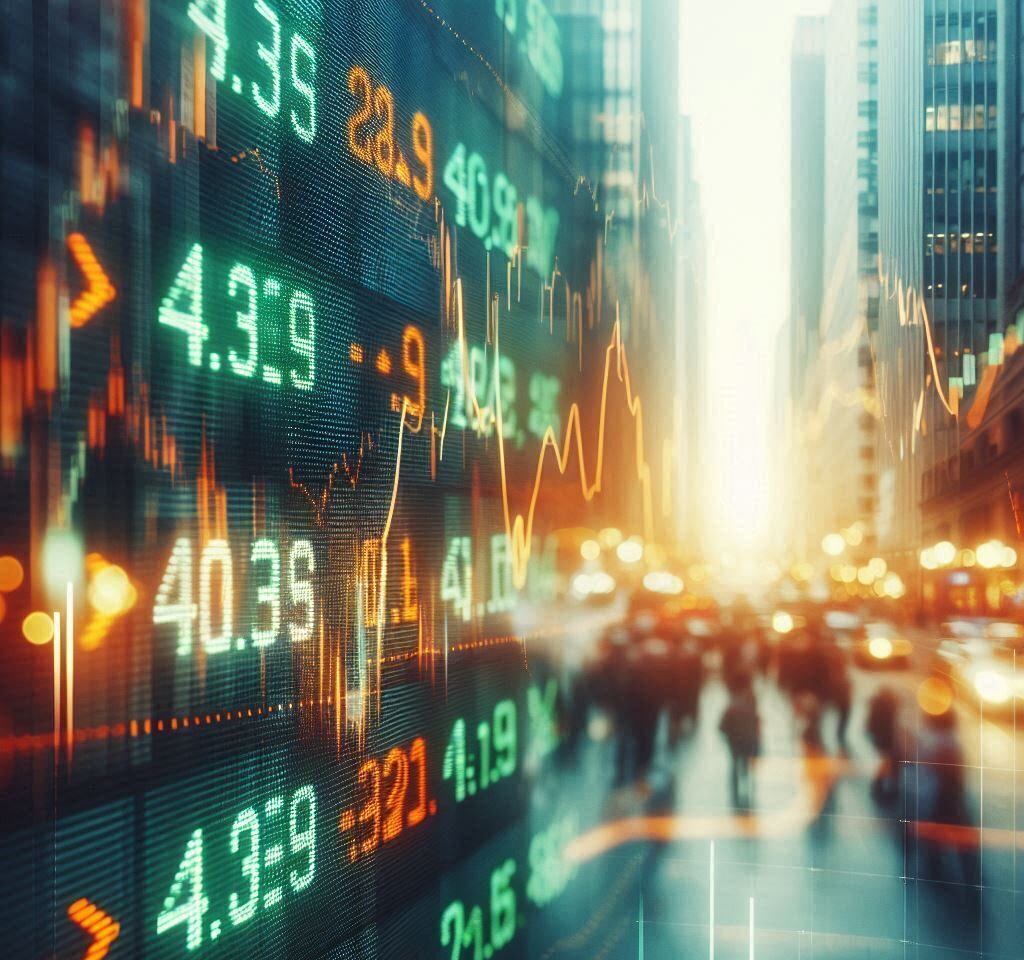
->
xmin=563 ymin=599 xmax=979 ymax=881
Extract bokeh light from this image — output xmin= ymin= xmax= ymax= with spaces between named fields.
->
xmin=917 ymin=677 xmax=953 ymax=716
xmin=22 ymin=611 xmax=55 ymax=646
xmin=88 ymin=563 xmax=136 ymax=616
xmin=0 ymin=556 xmax=24 ymax=593
xmin=933 ymin=541 xmax=956 ymax=566
xmin=821 ymin=533 xmax=845 ymax=556
xmin=41 ymin=528 xmax=83 ymax=599
xmin=616 ymin=538 xmax=643 ymax=564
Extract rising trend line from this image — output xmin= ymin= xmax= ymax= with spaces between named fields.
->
xmin=378 ymin=275 xmax=656 ymax=651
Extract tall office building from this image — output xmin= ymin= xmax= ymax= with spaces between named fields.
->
xmin=803 ymin=0 xmax=880 ymax=552
xmin=554 ymin=0 xmax=685 ymax=538
xmin=878 ymin=0 xmax=1019 ymax=551
xmin=787 ymin=16 xmax=826 ymax=558
xmin=675 ymin=115 xmax=707 ymax=553
xmin=790 ymin=17 xmax=827 ymax=407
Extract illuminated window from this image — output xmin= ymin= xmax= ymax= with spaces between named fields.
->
xmin=933 ymin=41 xmax=962 ymax=65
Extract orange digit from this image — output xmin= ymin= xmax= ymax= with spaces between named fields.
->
xmin=374 ymin=85 xmax=396 ymax=178
xmin=401 ymin=324 xmax=425 ymax=424
xmin=412 ymin=112 xmax=433 ymax=201
xmin=400 ymin=536 xmax=418 ymax=623
xmin=382 ymin=746 xmax=409 ymax=842
xmin=356 ymin=758 xmax=381 ymax=858
xmin=347 ymin=66 xmax=374 ymax=164
xmin=407 ymin=737 xmax=428 ymax=827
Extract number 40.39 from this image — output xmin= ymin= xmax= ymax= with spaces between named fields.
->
xmin=153 ymin=537 xmax=315 ymax=656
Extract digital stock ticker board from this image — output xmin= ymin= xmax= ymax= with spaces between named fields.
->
xmin=0 ymin=0 xmax=684 ymax=957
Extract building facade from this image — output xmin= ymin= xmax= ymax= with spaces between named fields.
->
xmin=787 ymin=16 xmax=827 ymax=559
xmin=675 ymin=115 xmax=707 ymax=554
xmin=554 ymin=0 xmax=687 ymax=542
xmin=877 ymin=0 xmax=1019 ymax=556
xmin=803 ymin=0 xmax=881 ymax=555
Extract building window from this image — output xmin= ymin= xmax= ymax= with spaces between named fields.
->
xmin=932 ymin=40 xmax=962 ymax=65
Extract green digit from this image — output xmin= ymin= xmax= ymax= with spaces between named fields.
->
xmin=159 ymin=243 xmax=208 ymax=366
xmin=288 ymin=539 xmax=315 ymax=643
xmin=188 ymin=0 xmax=228 ymax=81
xmin=288 ymin=288 xmax=316 ymax=390
xmin=227 ymin=263 xmax=258 ymax=379
xmin=228 ymin=807 xmax=260 ymax=926
xmin=250 ymin=539 xmax=281 ymax=647
xmin=252 ymin=0 xmax=281 ymax=117
xmin=156 ymin=829 xmax=209 ymax=950
xmin=441 ymin=900 xmax=466 ymax=960
xmin=440 ymin=342 xmax=468 ymax=428
xmin=490 ymin=859 xmax=517 ymax=949
xmin=443 ymin=717 xmax=467 ymax=801
xmin=153 ymin=538 xmax=195 ymax=657
xmin=289 ymin=34 xmax=317 ymax=141
xmin=443 ymin=143 xmax=469 ymax=227
xmin=467 ymin=152 xmax=490 ymax=240
xmin=476 ymin=721 xmax=491 ymax=789
xmin=199 ymin=539 xmax=234 ymax=654
xmin=288 ymin=784 xmax=317 ymax=892
xmin=493 ymin=699 xmax=517 ymax=778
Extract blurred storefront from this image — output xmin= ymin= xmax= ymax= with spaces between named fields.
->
xmin=919 ymin=272 xmax=1024 ymax=617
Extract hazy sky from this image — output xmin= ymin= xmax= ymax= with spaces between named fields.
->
xmin=680 ymin=0 xmax=829 ymax=555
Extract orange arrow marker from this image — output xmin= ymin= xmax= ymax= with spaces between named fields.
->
xmin=68 ymin=898 xmax=120 ymax=960
xmin=67 ymin=233 xmax=116 ymax=328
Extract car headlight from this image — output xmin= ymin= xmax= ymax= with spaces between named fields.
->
xmin=974 ymin=669 xmax=1012 ymax=705
xmin=868 ymin=637 xmax=893 ymax=659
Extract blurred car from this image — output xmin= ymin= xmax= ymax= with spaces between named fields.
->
xmin=934 ymin=624 xmax=1024 ymax=713
xmin=940 ymin=617 xmax=994 ymax=640
xmin=853 ymin=621 xmax=912 ymax=669
xmin=824 ymin=608 xmax=863 ymax=644
xmin=982 ymin=620 xmax=1024 ymax=643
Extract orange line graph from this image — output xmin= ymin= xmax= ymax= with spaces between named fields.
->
xmin=379 ymin=273 xmax=655 ymax=615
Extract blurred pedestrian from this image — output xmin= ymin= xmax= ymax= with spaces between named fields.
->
xmin=719 ymin=673 xmax=761 ymax=809
xmin=866 ymin=686 xmax=901 ymax=805
xmin=823 ymin=644 xmax=852 ymax=753
xmin=722 ymin=628 xmax=760 ymax=692
xmin=915 ymin=705 xmax=977 ymax=890
xmin=668 ymin=636 xmax=704 ymax=743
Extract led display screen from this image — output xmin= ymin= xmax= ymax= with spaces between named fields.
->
xmin=0 ymin=0 xmax=676 ymax=956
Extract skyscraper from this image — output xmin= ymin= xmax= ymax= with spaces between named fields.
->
xmin=877 ymin=0 xmax=1020 ymax=552
xmin=675 ymin=115 xmax=707 ymax=553
xmin=787 ymin=15 xmax=826 ymax=558
xmin=802 ymin=0 xmax=880 ymax=553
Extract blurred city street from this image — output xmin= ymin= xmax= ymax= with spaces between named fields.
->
xmin=520 ymin=610 xmax=1024 ymax=959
